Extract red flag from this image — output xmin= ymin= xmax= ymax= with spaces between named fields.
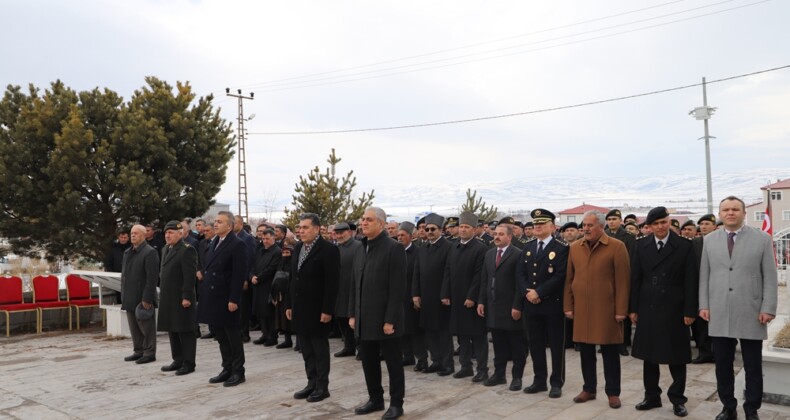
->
xmin=761 ymin=204 xmax=772 ymax=236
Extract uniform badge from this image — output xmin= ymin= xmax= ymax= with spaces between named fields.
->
xmin=526 ymin=251 xmax=531 ymax=256
xmin=548 ymin=265 xmax=554 ymax=273
xmin=548 ymin=251 xmax=556 ymax=260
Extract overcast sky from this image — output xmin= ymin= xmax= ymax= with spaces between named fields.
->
xmin=2 ymin=0 xmax=789 ymax=215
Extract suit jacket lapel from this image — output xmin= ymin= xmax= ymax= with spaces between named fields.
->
xmin=298 ymin=237 xmax=322 ymax=271
xmin=652 ymin=233 xmax=676 ymax=268
xmin=496 ymin=245 xmax=517 ymax=270
xmin=205 ymin=236 xmax=226 ymax=268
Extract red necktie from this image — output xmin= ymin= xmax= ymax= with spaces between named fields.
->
xmin=495 ymin=248 xmax=503 ymax=268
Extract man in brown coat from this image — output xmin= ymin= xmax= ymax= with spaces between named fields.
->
xmin=564 ymin=210 xmax=631 ymax=409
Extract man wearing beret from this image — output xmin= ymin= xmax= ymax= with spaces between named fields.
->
xmin=412 ymin=213 xmax=454 ymax=375
xmin=670 ymin=219 xmax=681 ymax=235
xmin=497 ymin=217 xmax=525 ymax=250
xmin=561 ymin=222 xmax=581 ymax=244
xmin=441 ymin=211 xmax=489 ymax=383
xmin=680 ymin=221 xmax=697 ymax=239
xmin=121 ymin=224 xmax=160 ymax=364
xmin=629 ymin=207 xmax=698 ymax=417
xmin=522 ymin=221 xmax=535 ymax=242
xmin=158 ymin=220 xmax=199 ymax=376
xmin=397 ymin=221 xmax=428 ymax=371
xmin=445 ymin=217 xmax=460 ymax=242
xmin=604 ymin=209 xmax=636 ymax=356
xmin=690 ymin=214 xmax=717 ymax=364
xmin=518 ymin=209 xmax=569 ymax=398
xmin=333 ymin=222 xmax=364 ymax=358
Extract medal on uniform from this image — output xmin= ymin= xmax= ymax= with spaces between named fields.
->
xmin=548 ymin=251 xmax=556 ymax=260
xmin=548 ymin=265 xmax=554 ymax=273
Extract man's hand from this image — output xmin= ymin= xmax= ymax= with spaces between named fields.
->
xmin=526 ymin=289 xmax=540 ymax=304
xmin=141 ymin=301 xmax=152 ymax=310
xmin=441 ymin=298 xmax=450 ymax=306
xmin=242 ymin=281 xmax=248 ymax=291
xmin=759 ymin=313 xmax=775 ymax=324
xmin=383 ymin=323 xmax=394 ymax=335
xmin=565 ymin=311 xmax=574 ymax=319
xmin=683 ymin=316 xmax=695 ymax=326
xmin=286 ymin=309 xmax=292 ymax=320
xmin=477 ymin=304 xmax=485 ymax=317
xmin=615 ymin=315 xmax=626 ymax=322
xmin=412 ymin=296 xmax=421 ymax=309
xmin=349 ymin=317 xmax=355 ymax=330
xmin=511 ymin=309 xmax=522 ymax=321
xmin=228 ymin=302 xmax=238 ymax=312
xmin=251 ymin=275 xmax=258 ymax=285
xmin=182 ymin=299 xmax=191 ymax=308
xmin=320 ymin=313 xmax=332 ymax=323
xmin=699 ymin=309 xmax=710 ymax=322
xmin=629 ymin=313 xmax=638 ymax=324
xmin=464 ymin=299 xmax=474 ymax=308
xmin=196 ymin=271 xmax=203 ymax=281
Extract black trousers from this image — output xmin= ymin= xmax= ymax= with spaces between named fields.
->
xmin=425 ymin=328 xmax=454 ymax=370
xmin=491 ymin=329 xmax=526 ymax=380
xmin=692 ymin=319 xmax=713 ymax=357
xmin=239 ymin=287 xmax=253 ymax=338
xmin=712 ymin=337 xmax=763 ymax=415
xmin=168 ymin=331 xmax=197 ymax=368
xmin=360 ymin=337 xmax=405 ymax=408
xmin=643 ymin=361 xmax=687 ymax=404
xmin=211 ymin=324 xmax=245 ymax=375
xmin=564 ymin=318 xmax=575 ymax=348
xmin=299 ymin=333 xmax=331 ymax=390
xmin=622 ymin=317 xmax=632 ymax=347
xmin=579 ymin=343 xmax=620 ymax=396
xmin=458 ymin=333 xmax=489 ymax=373
xmin=527 ymin=312 xmax=566 ymax=387
xmin=402 ymin=332 xmax=428 ymax=363
xmin=337 ymin=317 xmax=356 ymax=351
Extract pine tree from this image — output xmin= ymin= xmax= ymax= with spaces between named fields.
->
xmin=282 ymin=149 xmax=374 ymax=228
xmin=460 ymin=188 xmax=500 ymax=222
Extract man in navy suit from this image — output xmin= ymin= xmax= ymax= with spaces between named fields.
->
xmin=196 ymin=211 xmax=248 ymax=387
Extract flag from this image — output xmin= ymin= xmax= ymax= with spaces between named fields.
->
xmin=761 ymin=203 xmax=772 ymax=236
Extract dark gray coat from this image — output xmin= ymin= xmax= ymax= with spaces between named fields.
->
xmin=478 ymin=245 xmax=521 ymax=331
xmin=441 ymin=238 xmax=487 ymax=335
xmin=350 ymin=230 xmax=406 ymax=340
xmin=412 ymin=237 xmax=451 ymax=331
xmin=120 ymin=241 xmax=159 ymax=311
xmin=336 ymin=238 xmax=364 ymax=318
xmin=251 ymin=243 xmax=281 ymax=314
xmin=403 ymin=243 xmax=420 ymax=334
xmin=157 ymin=240 xmax=198 ymax=332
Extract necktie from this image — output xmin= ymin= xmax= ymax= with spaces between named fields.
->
xmin=495 ymin=248 xmax=503 ymax=268
xmin=214 ymin=237 xmax=222 ymax=250
xmin=298 ymin=242 xmax=313 ymax=270
xmin=537 ymin=241 xmax=544 ymax=255
xmin=657 ymin=240 xmax=664 ymax=252
xmin=727 ymin=232 xmax=736 ymax=257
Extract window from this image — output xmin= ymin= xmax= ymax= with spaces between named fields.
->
xmin=567 ymin=215 xmax=576 ymax=222
xmin=771 ymin=191 xmax=782 ymax=201
xmin=783 ymin=210 xmax=790 ymax=221
xmin=755 ymin=212 xmax=766 ymax=221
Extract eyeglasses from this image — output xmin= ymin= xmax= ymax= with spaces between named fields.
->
xmin=425 ymin=227 xmax=439 ymax=232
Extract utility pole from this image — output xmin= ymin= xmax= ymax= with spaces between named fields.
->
xmin=689 ymin=77 xmax=717 ymax=214
xmin=226 ymin=88 xmax=254 ymax=223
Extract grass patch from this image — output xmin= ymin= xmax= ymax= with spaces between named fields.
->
xmin=775 ymin=321 xmax=790 ymax=349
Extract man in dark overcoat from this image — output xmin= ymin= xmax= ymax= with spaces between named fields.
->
xmin=234 ymin=215 xmax=257 ymax=342
xmin=397 ymin=222 xmax=427 ymax=371
xmin=197 ymin=211 xmax=248 ymax=387
xmin=441 ymin=211 xmax=488 ymax=382
xmin=349 ymin=207 xmax=407 ymax=420
xmin=605 ymin=209 xmax=636 ymax=355
xmin=478 ymin=224 xmax=524 ymax=390
xmin=518 ymin=209 xmax=568 ymax=398
xmin=690 ymin=213 xmax=716 ymax=364
xmin=629 ymin=206 xmax=697 ymax=417
xmin=157 ymin=220 xmax=199 ymax=376
xmin=251 ymin=227 xmax=281 ymax=345
xmin=333 ymin=222 xmax=364 ymax=357
xmin=121 ymin=224 xmax=160 ymax=364
xmin=196 ymin=222 xmax=215 ymax=339
xmin=286 ymin=213 xmax=340 ymax=403
xmin=411 ymin=213 xmax=454 ymax=375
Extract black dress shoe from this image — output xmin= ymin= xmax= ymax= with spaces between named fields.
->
xmin=161 ymin=361 xmax=182 ymax=372
xmin=437 ymin=367 xmax=455 ymax=376
xmin=124 ymin=353 xmax=143 ymax=362
xmin=263 ymin=339 xmax=278 ymax=347
xmin=223 ymin=373 xmax=245 ymax=387
xmin=402 ymin=359 xmax=415 ymax=367
xmin=423 ymin=363 xmax=440 ymax=373
xmin=745 ymin=412 xmax=759 ymax=420
xmin=200 ymin=332 xmax=214 ymax=339
xmin=306 ymin=389 xmax=330 ymax=402
xmin=549 ymin=386 xmax=562 ymax=398
xmin=635 ymin=399 xmax=662 ymax=410
xmin=691 ymin=354 xmax=715 ymax=364
xmin=241 ymin=335 xmax=251 ymax=343
xmin=209 ymin=370 xmax=231 ymax=384
xmin=483 ymin=375 xmax=507 ymax=386
xmin=509 ymin=378 xmax=522 ymax=391
xmin=175 ymin=366 xmax=195 ymax=376
xmin=413 ymin=360 xmax=428 ymax=372
xmin=276 ymin=341 xmax=293 ymax=349
xmin=381 ymin=405 xmax=404 ymax=419
xmin=135 ymin=355 xmax=156 ymax=364
xmin=618 ymin=345 xmax=629 ymax=356
xmin=354 ymin=400 xmax=385 ymax=415
xmin=673 ymin=404 xmax=688 ymax=417
xmin=523 ymin=383 xmax=548 ymax=394
xmin=293 ymin=385 xmax=315 ymax=399
xmin=715 ymin=408 xmax=737 ymax=420
xmin=472 ymin=371 xmax=489 ymax=383
xmin=252 ymin=337 xmax=267 ymax=345
xmin=453 ymin=367 xmax=473 ymax=379
xmin=334 ymin=348 xmax=356 ymax=358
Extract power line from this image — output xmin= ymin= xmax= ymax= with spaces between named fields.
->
xmin=248 ymin=64 xmax=790 ymax=136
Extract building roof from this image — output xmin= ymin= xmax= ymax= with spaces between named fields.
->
xmin=558 ymin=203 xmax=611 ymax=215
xmin=746 ymin=201 xmax=764 ymax=209
xmin=762 ymin=179 xmax=790 ymax=190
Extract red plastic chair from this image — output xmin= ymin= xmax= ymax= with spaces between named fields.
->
xmin=0 ymin=275 xmax=39 ymax=336
xmin=32 ymin=275 xmax=70 ymax=333
xmin=66 ymin=274 xmax=104 ymax=330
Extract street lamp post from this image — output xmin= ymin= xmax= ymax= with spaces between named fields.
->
xmin=689 ymin=77 xmax=717 ymax=215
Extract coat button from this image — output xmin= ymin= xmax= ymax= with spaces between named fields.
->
xmin=729 ymin=268 xmax=733 ymax=271
xmin=729 ymin=288 xmax=733 ymax=291
xmin=533 ymin=263 xmax=537 ymax=267
xmin=533 ymin=273 xmax=537 ymax=276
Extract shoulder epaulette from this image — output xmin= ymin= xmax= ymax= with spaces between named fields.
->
xmin=555 ymin=239 xmax=568 ymax=246
xmin=525 ymin=237 xmax=536 ymax=243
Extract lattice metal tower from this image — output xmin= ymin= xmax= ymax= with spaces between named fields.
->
xmin=226 ymin=88 xmax=254 ymax=222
